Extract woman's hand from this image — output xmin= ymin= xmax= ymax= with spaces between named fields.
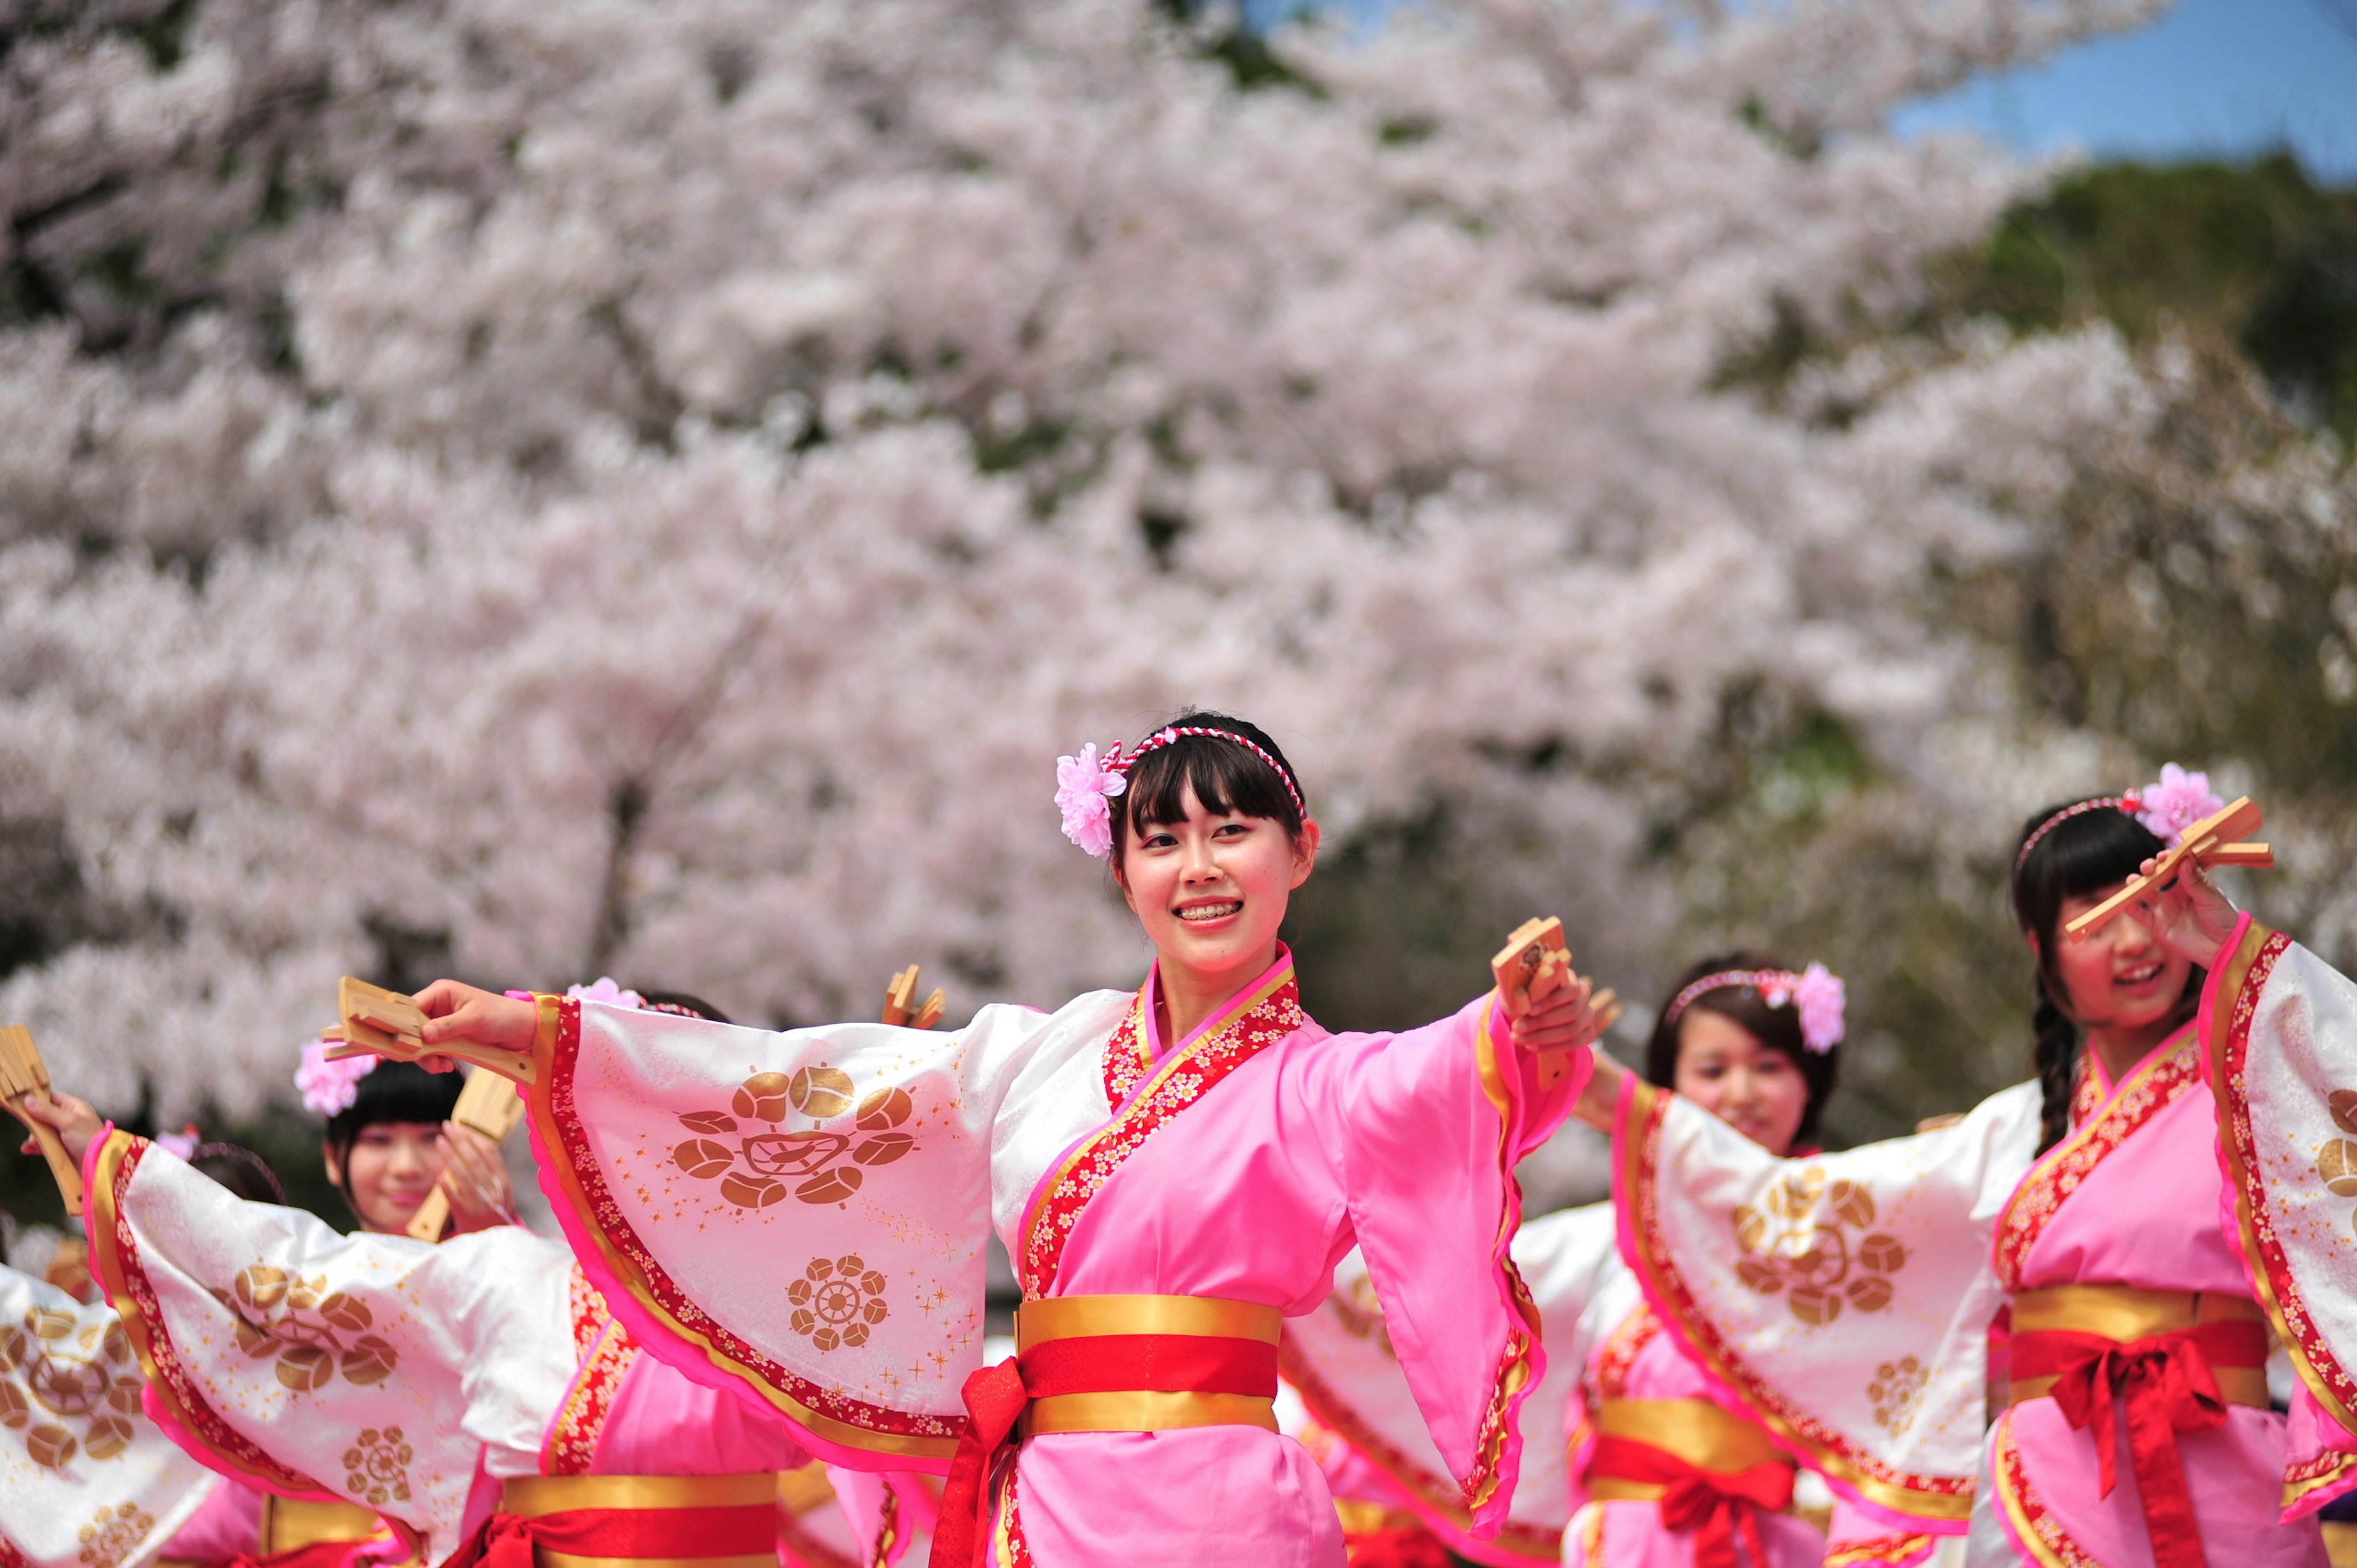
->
xmin=1509 ymin=974 xmax=1605 ymax=1055
xmin=17 ymin=1089 xmax=104 ymax=1166
xmin=2131 ymin=852 xmax=2242 ymax=971
xmin=412 ymin=980 xmax=538 ymax=1075
xmin=436 ymin=1121 xmax=517 ymax=1234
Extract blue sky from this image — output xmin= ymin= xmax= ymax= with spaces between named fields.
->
xmin=1294 ymin=0 xmax=2357 ymax=182
xmin=1893 ymin=0 xmax=2357 ymax=182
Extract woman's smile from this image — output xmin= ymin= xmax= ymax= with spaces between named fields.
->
xmin=1175 ymin=897 xmax=1244 ymax=925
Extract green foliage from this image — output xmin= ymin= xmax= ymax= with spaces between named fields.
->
xmin=1956 ymin=153 xmax=2357 ymax=438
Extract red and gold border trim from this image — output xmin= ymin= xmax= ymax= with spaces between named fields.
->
xmin=1824 ymin=1533 xmax=1940 ymax=1568
xmin=543 ymin=1315 xmax=638 ymax=1476
xmin=529 ymin=995 xmax=963 ymax=1462
xmin=2205 ymin=922 xmax=2357 ymax=1434
xmin=1991 ymin=1413 xmax=2097 ymax=1568
xmin=1614 ymin=1080 xmax=1973 ymax=1521
xmin=1019 ymin=959 xmax=1304 ymax=1298
xmin=1994 ymin=1025 xmax=2200 ymax=1290
xmin=1277 ymin=1337 xmax=1564 ymax=1563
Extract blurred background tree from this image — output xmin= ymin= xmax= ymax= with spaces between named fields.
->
xmin=0 ymin=0 xmax=2350 ymax=1235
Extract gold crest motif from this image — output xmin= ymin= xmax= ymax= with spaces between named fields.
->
xmin=673 ymin=1070 xmax=918 ymax=1210
xmin=344 ymin=1424 xmax=414 ymax=1505
xmin=1868 ymin=1356 xmax=1929 ymax=1434
xmin=0 ymin=1307 xmax=149 ymax=1470
xmin=2315 ymin=1090 xmax=2357 ymax=1243
xmin=786 ymin=1254 xmax=890 ymax=1351
xmin=215 ymin=1266 xmax=400 ymax=1394
xmin=1730 ymin=1168 xmax=1906 ymax=1325
xmin=76 ymin=1501 xmax=157 ymax=1568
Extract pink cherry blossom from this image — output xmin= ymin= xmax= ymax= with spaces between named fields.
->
xmin=2134 ymin=764 xmax=2226 ymax=847
xmin=1782 ymin=964 xmax=1847 ymax=1054
xmin=155 ymin=1126 xmax=201 ymax=1161
xmin=1056 ymin=744 xmax=1129 ymax=861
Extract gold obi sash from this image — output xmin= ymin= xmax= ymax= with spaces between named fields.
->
xmin=258 ymin=1497 xmax=393 ymax=1554
xmin=1011 ymin=1293 xmax=1283 ymax=1438
xmin=498 ymin=1473 xmax=783 ymax=1568
xmin=2005 ymin=1286 xmax=2271 ymax=1410
xmin=1581 ymin=1399 xmax=1792 ymax=1503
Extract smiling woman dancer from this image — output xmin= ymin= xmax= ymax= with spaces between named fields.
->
xmin=359 ymin=712 xmax=1608 ymax=1568
xmin=1569 ymin=768 xmax=2357 ymax=1568
xmin=1285 ymin=952 xmax=1849 ymax=1568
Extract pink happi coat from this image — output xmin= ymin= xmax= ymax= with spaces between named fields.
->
xmin=1611 ymin=916 xmax=2357 ymax=1568
xmin=515 ymin=945 xmax=1580 ymax=1567
xmin=79 ymin=1130 xmax=891 ymax=1568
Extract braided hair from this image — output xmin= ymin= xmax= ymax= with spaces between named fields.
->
xmin=2009 ymin=800 xmax=2186 ymax=1154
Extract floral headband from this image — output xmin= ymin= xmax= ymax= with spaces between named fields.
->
xmin=2013 ymin=763 xmax=2224 ymax=875
xmin=1055 ymin=725 xmax=1306 ymax=860
xmin=1663 ymin=964 xmax=1846 ymax=1054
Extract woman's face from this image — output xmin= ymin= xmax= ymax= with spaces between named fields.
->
xmin=323 ymin=1122 xmax=447 ymax=1234
xmin=1673 ymin=1010 xmax=1809 ymax=1157
xmin=2045 ymin=885 xmax=2194 ymax=1035
xmin=1117 ymin=781 xmax=1317 ymax=990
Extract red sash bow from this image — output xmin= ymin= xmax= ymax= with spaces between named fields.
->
xmin=931 ymin=1331 xmax=1279 ymax=1568
xmin=2011 ymin=1319 xmax=2266 ymax=1568
xmin=1584 ymin=1434 xmax=1794 ymax=1568
xmin=439 ymin=1500 xmax=777 ymax=1568
xmin=207 ymin=1541 xmax=390 ymax=1568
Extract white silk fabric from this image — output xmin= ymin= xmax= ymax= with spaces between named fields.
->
xmin=0 ymin=1262 xmax=217 ymax=1568
xmin=88 ymin=1136 xmax=575 ymax=1562
xmin=533 ymin=994 xmax=1123 ymax=1464
xmin=1616 ymin=1079 xmax=2040 ymax=1522
xmin=2210 ymin=927 xmax=2357 ymax=1444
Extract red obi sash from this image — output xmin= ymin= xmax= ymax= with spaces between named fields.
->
xmin=1581 ymin=1397 xmax=1796 ymax=1568
xmin=441 ymin=1473 xmax=781 ymax=1568
xmin=2007 ymin=1285 xmax=2270 ymax=1568
xmin=934 ymin=1294 xmax=1283 ymax=1568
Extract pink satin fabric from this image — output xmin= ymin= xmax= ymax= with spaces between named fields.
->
xmin=155 ymin=1475 xmax=265 ymax=1559
xmin=1007 ymin=987 xmax=1579 ymax=1568
xmin=2000 ymin=1048 xmax=2326 ymax=1567
xmin=590 ymin=1350 xmax=816 ymax=1475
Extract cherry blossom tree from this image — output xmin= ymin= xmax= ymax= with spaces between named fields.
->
xmin=13 ymin=0 xmax=2336 ymax=1135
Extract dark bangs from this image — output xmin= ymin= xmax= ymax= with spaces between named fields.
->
xmin=324 ymin=1059 xmax=465 ymax=1162
xmin=2010 ymin=801 xmax=2167 ymax=946
xmin=1115 ymin=710 xmax=1304 ymax=857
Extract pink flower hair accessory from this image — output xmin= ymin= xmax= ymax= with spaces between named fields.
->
xmin=1055 ymin=743 xmax=1129 ymax=860
xmin=1664 ymin=964 xmax=1846 ymax=1054
xmin=295 ymin=1037 xmax=376 ymax=1117
xmin=2133 ymin=763 xmax=2226 ymax=847
xmin=565 ymin=976 xmax=646 ymax=1010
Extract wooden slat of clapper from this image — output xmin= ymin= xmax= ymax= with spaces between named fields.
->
xmin=0 ymin=1025 xmax=83 ymax=1216
xmin=403 ymin=1065 xmax=528 ymax=1242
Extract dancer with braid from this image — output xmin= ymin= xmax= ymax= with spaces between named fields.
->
xmin=331 ymin=711 xmax=1609 ymax=1568
xmin=1562 ymin=768 xmax=2357 ymax=1567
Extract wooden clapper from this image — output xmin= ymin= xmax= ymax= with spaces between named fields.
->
xmin=1490 ymin=917 xmax=1620 ymax=1091
xmin=0 ymin=1025 xmax=82 ymax=1216
xmin=403 ymin=1064 xmax=528 ymax=1242
xmin=2063 ymin=795 xmax=2275 ymax=941
xmin=881 ymin=965 xmax=946 ymax=1030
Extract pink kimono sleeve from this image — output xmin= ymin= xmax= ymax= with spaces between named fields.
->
xmin=1322 ymin=994 xmax=1585 ymax=1538
xmin=2202 ymin=915 xmax=2357 ymax=1513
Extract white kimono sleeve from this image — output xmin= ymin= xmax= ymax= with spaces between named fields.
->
xmin=0 ymin=1262 xmax=217 ymax=1568
xmin=2205 ymin=915 xmax=2357 ymax=1478
xmin=521 ymin=990 xmax=1124 ymax=1473
xmin=1612 ymin=1075 xmax=2039 ymax=1527
xmin=86 ymin=1132 xmax=575 ymax=1565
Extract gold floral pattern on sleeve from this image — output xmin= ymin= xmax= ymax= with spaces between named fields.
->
xmin=74 ymin=1502 xmax=157 ymax=1568
xmin=1867 ymin=1356 xmax=1929 ymax=1435
xmin=0 ymin=1304 xmax=147 ymax=1470
xmin=786 ymin=1255 xmax=890 ymax=1351
xmin=1730 ymin=1168 xmax=1907 ymax=1326
xmin=343 ymin=1424 xmax=414 ymax=1506
xmin=217 ymin=1265 xmax=400 ymax=1392
xmin=672 ymin=1070 xmax=918 ymax=1209
xmin=2310 ymin=1089 xmax=2357 ymax=1242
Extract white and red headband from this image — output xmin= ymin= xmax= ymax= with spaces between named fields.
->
xmin=1664 ymin=964 xmax=1848 ymax=1054
xmin=2013 ymin=763 xmax=2224 ymax=875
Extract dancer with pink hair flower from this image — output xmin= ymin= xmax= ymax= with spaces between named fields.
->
xmin=1511 ymin=768 xmax=2357 ymax=1568
xmin=309 ymin=709 xmax=1612 ymax=1568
